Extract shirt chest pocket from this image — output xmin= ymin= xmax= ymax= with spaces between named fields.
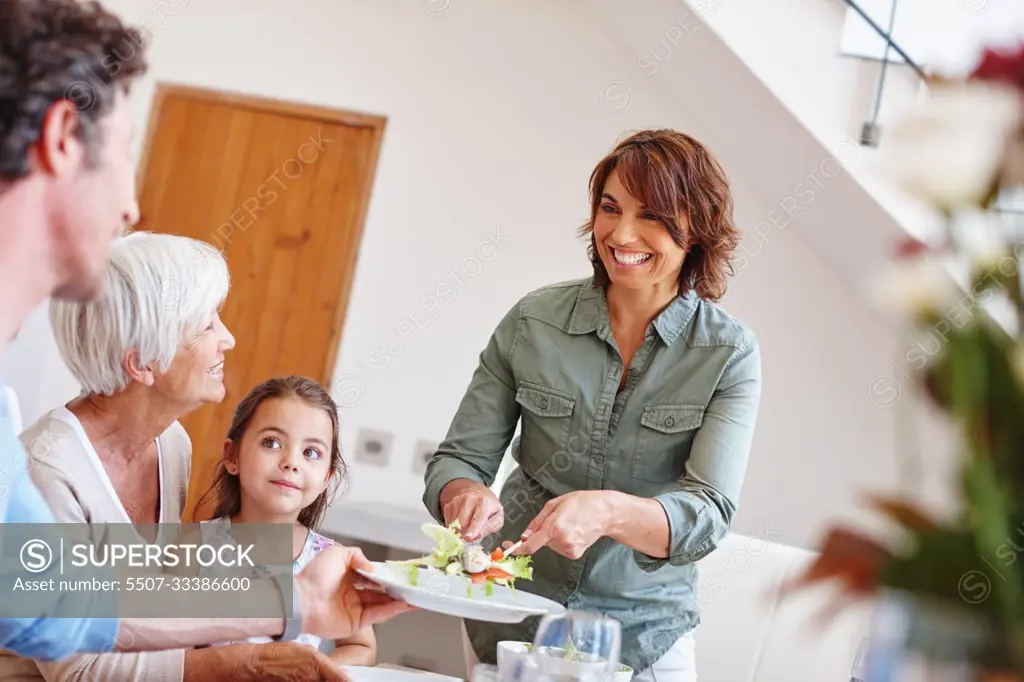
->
xmin=632 ymin=404 xmax=705 ymax=482
xmin=515 ymin=383 xmax=576 ymax=472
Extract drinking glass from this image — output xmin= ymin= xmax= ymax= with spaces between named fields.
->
xmin=529 ymin=611 xmax=622 ymax=682
xmin=472 ymin=663 xmax=500 ymax=682
xmin=850 ymin=638 xmax=868 ymax=682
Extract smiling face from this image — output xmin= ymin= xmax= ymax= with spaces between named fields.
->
xmin=592 ymin=170 xmax=689 ymax=293
xmin=581 ymin=129 xmax=741 ymax=302
xmin=153 ymin=311 xmax=235 ymax=410
xmin=226 ymin=396 xmax=335 ymax=523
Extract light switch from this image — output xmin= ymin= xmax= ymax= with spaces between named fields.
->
xmin=412 ymin=440 xmax=438 ymax=474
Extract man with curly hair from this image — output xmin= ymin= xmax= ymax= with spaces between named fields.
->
xmin=0 ymin=0 xmax=410 ymax=666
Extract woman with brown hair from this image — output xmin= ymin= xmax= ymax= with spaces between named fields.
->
xmin=423 ymin=129 xmax=762 ymax=681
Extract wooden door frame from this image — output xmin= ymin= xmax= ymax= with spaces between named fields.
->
xmin=135 ymin=82 xmax=387 ymax=387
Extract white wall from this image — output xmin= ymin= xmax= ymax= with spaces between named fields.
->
xmin=689 ymin=0 xmax=922 ymax=149
xmin=840 ymin=0 xmax=1024 ymax=71
xmin=669 ymin=0 xmax=942 ymax=245
xmin=2 ymin=0 xmax=957 ymax=555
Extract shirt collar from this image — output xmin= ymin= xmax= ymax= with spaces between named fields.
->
xmin=567 ymin=279 xmax=699 ymax=347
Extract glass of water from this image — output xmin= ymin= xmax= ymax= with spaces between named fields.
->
xmin=850 ymin=638 xmax=868 ymax=682
xmin=472 ymin=663 xmax=500 ymax=682
xmin=530 ymin=611 xmax=622 ymax=682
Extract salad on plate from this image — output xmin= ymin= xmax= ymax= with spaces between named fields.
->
xmin=388 ymin=520 xmax=533 ymax=596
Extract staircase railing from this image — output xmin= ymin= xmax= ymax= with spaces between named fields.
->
xmin=842 ymin=0 xmax=926 ymax=147
xmin=842 ymin=0 xmax=927 ymax=80
xmin=841 ymin=0 xmax=1023 ymax=216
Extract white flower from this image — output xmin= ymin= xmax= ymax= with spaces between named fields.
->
xmin=884 ymin=81 xmax=1024 ymax=212
xmin=869 ymin=255 xmax=963 ymax=320
xmin=952 ymin=210 xmax=1009 ymax=270
xmin=1002 ymin=132 xmax=1024 ymax=190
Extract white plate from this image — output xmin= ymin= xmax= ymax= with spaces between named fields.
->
xmin=342 ymin=666 xmax=462 ymax=682
xmin=357 ymin=561 xmax=565 ymax=623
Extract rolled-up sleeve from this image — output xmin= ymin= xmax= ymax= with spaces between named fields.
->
xmin=35 ymin=648 xmax=185 ymax=682
xmin=422 ymin=299 xmax=524 ymax=522
xmin=0 ymin=615 xmax=118 ymax=662
xmin=634 ymin=334 xmax=762 ymax=571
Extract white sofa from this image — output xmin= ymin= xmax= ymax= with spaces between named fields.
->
xmin=694 ymin=532 xmax=874 ymax=682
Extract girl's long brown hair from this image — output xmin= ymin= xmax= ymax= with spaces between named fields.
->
xmin=196 ymin=375 xmax=348 ymax=530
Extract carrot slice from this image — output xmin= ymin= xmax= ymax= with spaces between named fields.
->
xmin=484 ymin=567 xmax=513 ymax=580
xmin=467 ymin=565 xmax=514 ymax=588
xmin=491 ymin=549 xmax=504 ymax=561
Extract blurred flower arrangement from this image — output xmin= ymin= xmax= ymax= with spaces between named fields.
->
xmin=790 ymin=43 xmax=1024 ymax=678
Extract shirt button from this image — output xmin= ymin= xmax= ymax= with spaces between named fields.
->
xmin=664 ymin=416 xmax=675 ymax=428
xmin=540 ymin=398 xmax=549 ymax=410
xmin=594 ymin=454 xmax=604 ymax=464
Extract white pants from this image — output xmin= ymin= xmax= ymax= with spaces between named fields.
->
xmin=461 ymin=625 xmax=697 ymax=682
xmin=632 ymin=633 xmax=696 ymax=682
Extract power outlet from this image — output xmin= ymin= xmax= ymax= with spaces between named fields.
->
xmin=354 ymin=427 xmax=393 ymax=467
xmin=412 ymin=440 xmax=438 ymax=475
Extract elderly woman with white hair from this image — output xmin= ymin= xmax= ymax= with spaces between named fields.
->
xmin=0 ymin=232 xmax=345 ymax=681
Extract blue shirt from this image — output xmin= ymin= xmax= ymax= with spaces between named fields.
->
xmin=0 ymin=383 xmax=118 ymax=660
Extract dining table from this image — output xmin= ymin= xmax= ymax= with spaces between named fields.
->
xmin=352 ymin=662 xmax=466 ymax=682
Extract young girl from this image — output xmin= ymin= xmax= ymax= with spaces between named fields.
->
xmin=196 ymin=375 xmax=376 ymax=667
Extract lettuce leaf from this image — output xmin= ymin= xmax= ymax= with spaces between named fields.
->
xmin=387 ymin=552 xmax=448 ymax=570
xmin=492 ymin=555 xmax=533 ymax=580
xmin=392 ymin=523 xmax=535 ymax=599
xmin=421 ymin=521 xmax=465 ymax=563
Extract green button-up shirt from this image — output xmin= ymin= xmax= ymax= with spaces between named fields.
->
xmin=422 ymin=277 xmax=761 ymax=673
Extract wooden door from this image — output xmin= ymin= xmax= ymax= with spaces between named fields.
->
xmin=135 ymin=84 xmax=385 ymax=522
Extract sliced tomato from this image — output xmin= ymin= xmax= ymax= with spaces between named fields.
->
xmin=484 ymin=567 xmax=513 ymax=580
xmin=470 ymin=566 xmax=514 ymax=585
